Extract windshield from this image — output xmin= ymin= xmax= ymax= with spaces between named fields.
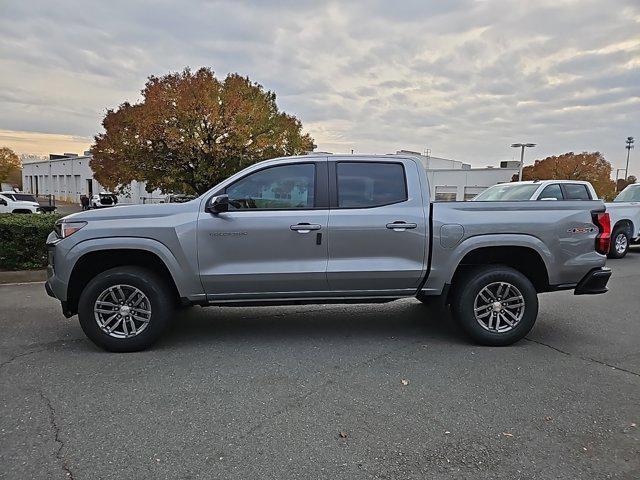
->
xmin=614 ymin=185 xmax=640 ymax=202
xmin=9 ymin=193 xmax=38 ymax=202
xmin=472 ymin=184 xmax=540 ymax=201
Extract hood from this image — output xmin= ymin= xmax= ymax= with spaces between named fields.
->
xmin=62 ymin=200 xmax=198 ymax=222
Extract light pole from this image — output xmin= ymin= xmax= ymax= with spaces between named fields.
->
xmin=511 ymin=143 xmax=536 ymax=181
xmin=624 ymin=136 xmax=634 ymax=181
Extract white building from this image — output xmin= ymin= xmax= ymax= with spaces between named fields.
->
xmin=396 ymin=150 xmax=519 ymax=201
xmin=21 ymin=153 xmax=164 ymax=204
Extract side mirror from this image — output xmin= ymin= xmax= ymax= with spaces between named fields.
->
xmin=206 ymin=194 xmax=229 ymax=214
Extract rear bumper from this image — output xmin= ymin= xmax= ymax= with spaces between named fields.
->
xmin=574 ymin=267 xmax=612 ymax=295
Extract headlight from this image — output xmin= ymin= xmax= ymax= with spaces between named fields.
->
xmin=55 ymin=220 xmax=87 ymax=239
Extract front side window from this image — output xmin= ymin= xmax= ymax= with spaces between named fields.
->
xmin=564 ymin=184 xmax=591 ymax=200
xmin=226 ymin=163 xmax=315 ymax=210
xmin=336 ymin=162 xmax=407 ymax=208
xmin=538 ymin=184 xmax=563 ymax=200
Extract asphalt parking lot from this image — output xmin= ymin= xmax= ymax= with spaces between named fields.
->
xmin=1 ymin=253 xmax=638 ymax=479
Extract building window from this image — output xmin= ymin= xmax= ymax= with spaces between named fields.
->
xmin=435 ymin=186 xmax=457 ymax=202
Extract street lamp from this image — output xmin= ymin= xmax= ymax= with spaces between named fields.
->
xmin=511 ymin=143 xmax=536 ymax=181
xmin=624 ymin=136 xmax=634 ymax=181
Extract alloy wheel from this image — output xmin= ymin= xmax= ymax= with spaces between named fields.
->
xmin=94 ymin=284 xmax=152 ymax=338
xmin=473 ymin=282 xmax=525 ymax=333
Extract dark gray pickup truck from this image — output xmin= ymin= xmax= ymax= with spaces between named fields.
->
xmin=45 ymin=154 xmax=612 ymax=351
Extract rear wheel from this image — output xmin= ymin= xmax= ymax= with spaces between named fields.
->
xmin=78 ymin=266 xmax=174 ymax=352
xmin=451 ymin=266 xmax=538 ymax=346
xmin=608 ymin=226 xmax=629 ymax=259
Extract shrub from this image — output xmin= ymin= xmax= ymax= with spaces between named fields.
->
xmin=0 ymin=213 xmax=62 ymax=270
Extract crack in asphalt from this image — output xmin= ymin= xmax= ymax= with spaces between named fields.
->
xmin=0 ymin=339 xmax=84 ymax=372
xmin=524 ymin=337 xmax=640 ymax=378
xmin=40 ymin=391 xmax=75 ymax=480
xmin=234 ymin=340 xmax=420 ymax=443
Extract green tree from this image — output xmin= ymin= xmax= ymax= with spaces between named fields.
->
xmin=91 ymin=68 xmax=315 ymax=195
xmin=0 ymin=147 xmax=21 ymax=185
xmin=518 ymin=152 xmax=617 ymax=200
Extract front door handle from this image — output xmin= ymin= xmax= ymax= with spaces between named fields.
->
xmin=386 ymin=221 xmax=417 ymax=231
xmin=291 ymin=223 xmax=322 ymax=233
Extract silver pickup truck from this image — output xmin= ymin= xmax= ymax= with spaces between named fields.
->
xmin=45 ymin=154 xmax=612 ymax=351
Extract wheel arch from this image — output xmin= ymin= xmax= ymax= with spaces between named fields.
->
xmin=449 ymin=244 xmax=550 ymax=298
xmin=63 ymin=236 xmax=202 ymax=315
xmin=612 ymin=218 xmax=634 ymax=235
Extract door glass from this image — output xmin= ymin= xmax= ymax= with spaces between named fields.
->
xmin=226 ymin=163 xmax=315 ymax=210
xmin=336 ymin=162 xmax=407 ymax=208
xmin=564 ymin=184 xmax=591 ymax=200
xmin=538 ymin=184 xmax=563 ymax=200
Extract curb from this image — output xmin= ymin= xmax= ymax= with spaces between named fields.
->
xmin=0 ymin=269 xmax=47 ymax=284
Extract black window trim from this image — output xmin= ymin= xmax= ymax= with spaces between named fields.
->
xmin=211 ymin=161 xmax=329 ymax=212
xmin=560 ymin=183 xmax=592 ymax=201
xmin=329 ymin=160 xmax=409 ymax=209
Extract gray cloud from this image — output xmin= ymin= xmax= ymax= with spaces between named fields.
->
xmin=0 ymin=0 xmax=638 ymax=173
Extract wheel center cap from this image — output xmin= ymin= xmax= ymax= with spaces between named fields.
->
xmin=119 ymin=305 xmax=131 ymax=315
xmin=492 ymin=301 xmax=502 ymax=312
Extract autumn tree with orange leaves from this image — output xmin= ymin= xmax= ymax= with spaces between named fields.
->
xmin=516 ymin=152 xmax=617 ymax=200
xmin=91 ymin=68 xmax=315 ymax=195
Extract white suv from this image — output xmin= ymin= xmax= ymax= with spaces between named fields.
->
xmin=0 ymin=191 xmax=42 ymax=214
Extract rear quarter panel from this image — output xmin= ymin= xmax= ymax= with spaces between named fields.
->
xmin=424 ymin=200 xmax=606 ymax=294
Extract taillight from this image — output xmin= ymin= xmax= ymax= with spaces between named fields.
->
xmin=592 ymin=212 xmax=611 ymax=255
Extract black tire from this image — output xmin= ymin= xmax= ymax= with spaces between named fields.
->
xmin=608 ymin=225 xmax=630 ymax=259
xmin=451 ymin=266 xmax=538 ymax=346
xmin=78 ymin=266 xmax=175 ymax=352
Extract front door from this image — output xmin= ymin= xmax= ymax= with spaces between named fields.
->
xmin=197 ymin=161 xmax=330 ymax=300
xmin=326 ymin=158 xmax=428 ymax=294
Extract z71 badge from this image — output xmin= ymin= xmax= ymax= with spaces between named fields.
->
xmin=567 ymin=227 xmax=596 ymax=234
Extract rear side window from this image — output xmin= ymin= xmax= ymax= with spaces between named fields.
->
xmin=564 ymin=184 xmax=591 ymax=200
xmin=336 ymin=162 xmax=407 ymax=208
xmin=538 ymin=184 xmax=564 ymax=200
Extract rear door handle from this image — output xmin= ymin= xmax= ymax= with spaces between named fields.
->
xmin=386 ymin=221 xmax=417 ymax=231
xmin=291 ymin=223 xmax=322 ymax=233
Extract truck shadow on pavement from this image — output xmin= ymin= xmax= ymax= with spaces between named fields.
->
xmin=157 ymin=300 xmax=468 ymax=349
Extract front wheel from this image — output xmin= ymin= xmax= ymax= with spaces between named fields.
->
xmin=608 ymin=226 xmax=629 ymax=259
xmin=78 ymin=266 xmax=175 ymax=352
xmin=451 ymin=266 xmax=538 ymax=346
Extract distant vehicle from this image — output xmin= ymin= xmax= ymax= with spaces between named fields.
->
xmin=90 ymin=192 xmax=118 ymax=209
xmin=165 ymin=194 xmax=197 ymax=203
xmin=605 ymin=184 xmax=640 ymax=259
xmin=0 ymin=191 xmax=42 ymax=214
xmin=472 ymin=180 xmax=598 ymax=202
xmin=46 ymin=155 xmax=611 ymax=352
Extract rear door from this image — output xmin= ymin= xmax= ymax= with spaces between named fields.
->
xmin=197 ymin=160 xmax=330 ymax=299
xmin=326 ymin=158 xmax=428 ymax=294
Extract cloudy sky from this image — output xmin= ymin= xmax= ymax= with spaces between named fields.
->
xmin=1 ymin=0 xmax=639 ymax=173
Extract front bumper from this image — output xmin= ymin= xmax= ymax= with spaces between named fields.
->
xmin=574 ymin=267 xmax=612 ymax=295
